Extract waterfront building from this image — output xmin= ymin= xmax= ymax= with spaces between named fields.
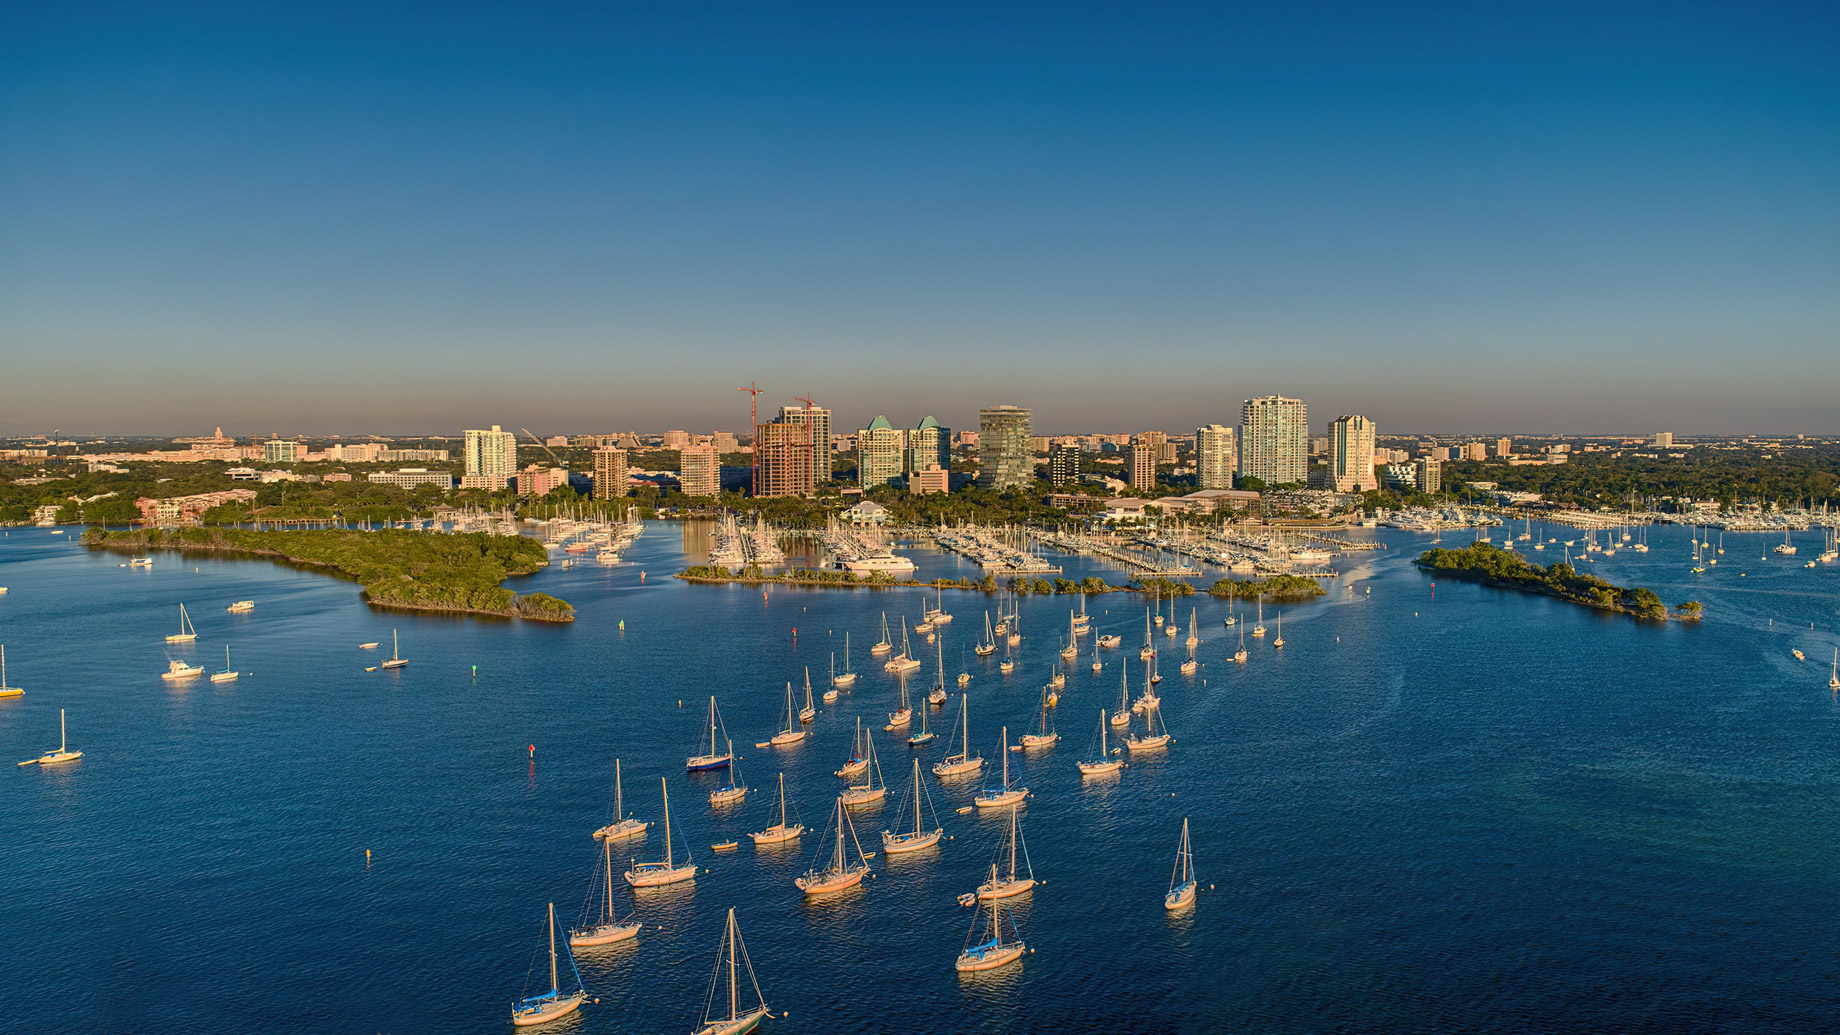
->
xmin=263 ymin=440 xmax=300 ymax=464
xmin=593 ymin=447 xmax=629 ymax=500
xmin=976 ymin=405 xmax=1034 ymax=490
xmin=1195 ymin=424 xmax=1236 ymax=490
xmin=1239 ymin=396 xmax=1308 ymax=486
xmin=909 ymin=464 xmax=950 ymax=494
xmin=858 ymin=416 xmax=905 ymax=489
xmin=1417 ymin=457 xmax=1442 ymax=493
xmin=1382 ymin=463 xmax=1417 ymax=490
xmin=518 ymin=465 xmax=568 ymax=497
xmin=464 ymin=426 xmax=517 ymax=482
xmin=907 ymin=416 xmax=950 ymax=477
xmin=1048 ymin=443 xmax=1081 ymax=487
xmin=368 ymin=468 xmax=454 ymax=490
xmin=1329 ymin=415 xmax=1377 ymax=493
xmin=678 ymin=445 xmax=719 ymax=497
xmin=1126 ymin=444 xmax=1157 ymax=488
xmin=753 ymin=421 xmax=816 ymax=497
xmin=777 ymin=405 xmax=832 ymax=486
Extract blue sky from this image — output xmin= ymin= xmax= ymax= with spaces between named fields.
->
xmin=2 ymin=2 xmax=1836 ymax=437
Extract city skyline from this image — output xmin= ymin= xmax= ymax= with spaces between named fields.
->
xmin=4 ymin=5 xmax=1837 ymax=436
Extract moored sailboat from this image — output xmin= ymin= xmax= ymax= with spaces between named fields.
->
xmin=380 ymin=629 xmax=408 ymax=669
xmin=593 ymin=759 xmax=650 ymax=840
xmin=1077 ymin=708 xmax=1123 ymax=776
xmin=1164 ymin=817 xmax=1197 ymax=910
xmin=509 ymin=903 xmax=589 ymax=1026
xmin=799 ymin=669 xmax=817 ymax=723
xmin=624 ymin=779 xmax=696 ymax=887
xmin=691 ymin=908 xmax=772 ymax=1035
xmin=1019 ymin=688 xmax=1058 ymax=749
xmin=210 ymin=645 xmax=239 ymax=683
xmin=0 ymin=645 xmax=20 ymax=698
xmin=871 ymin=613 xmax=894 ymax=656
xmin=770 ymin=683 xmax=809 ymax=746
xmin=975 ymin=805 xmax=1035 ymax=899
xmin=973 ymin=727 xmax=1027 ymax=809
xmin=749 ymin=772 xmax=805 ymax=845
xmin=883 ymin=758 xmax=944 ymax=853
xmin=165 ymin=603 xmax=197 ymax=643
xmin=17 ymin=708 xmax=81 ymax=766
xmin=833 ymin=632 xmax=858 ymax=688
xmin=956 ymin=880 xmax=1027 ymax=972
xmin=839 ymin=732 xmax=886 ymax=806
xmin=795 ymin=797 xmax=871 ymax=895
xmin=835 ymin=718 xmax=870 ymax=777
xmin=687 ymin=697 xmax=735 ymax=770
xmin=711 ymin=741 xmax=748 ymax=805
xmin=571 ymin=839 xmax=642 ymax=947
xmin=932 ymin=694 xmax=984 ymax=778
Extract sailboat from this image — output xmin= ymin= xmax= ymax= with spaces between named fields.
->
xmin=771 ymin=683 xmax=810 ymax=745
xmin=999 ymin=640 xmax=1015 ymax=676
xmin=836 ymin=718 xmax=871 ymax=777
xmin=210 ymin=645 xmax=239 ymax=683
xmin=380 ymin=628 xmax=408 ymax=669
xmin=571 ymin=839 xmax=642 ymax=947
xmin=975 ymin=805 xmax=1035 ymax=898
xmin=871 ymin=614 xmax=894 ymax=656
xmin=795 ymin=797 xmax=871 ymax=894
xmin=1233 ymin=622 xmax=1248 ymax=664
xmin=17 ymin=708 xmax=81 ymax=766
xmin=161 ymin=657 xmax=204 ymax=681
xmin=1139 ymin=609 xmax=1157 ymax=661
xmin=1164 ymin=817 xmax=1197 ymax=910
xmin=928 ymin=636 xmax=949 ymax=707
xmin=932 ymin=694 xmax=984 ymax=777
xmin=750 ymin=772 xmax=806 ymax=844
xmin=1775 ymin=529 xmax=1797 ymax=555
xmin=1124 ymin=699 xmax=1172 ymax=752
xmin=799 ymin=669 xmax=817 ymax=723
xmin=1112 ymin=661 xmax=1131 ymax=727
xmin=1152 ymin=587 xmax=1164 ymax=626
xmin=711 ymin=741 xmax=748 ymax=805
xmin=510 ymin=903 xmax=589 ymax=1026
xmin=1019 ymin=688 xmax=1058 ymax=748
xmin=687 ymin=697 xmax=735 ymax=770
xmin=926 ymin=590 xmax=952 ymax=626
xmin=1006 ymin=611 xmax=1021 ymax=647
xmin=832 ymin=631 xmax=857 ymax=688
xmin=691 ymin=908 xmax=772 ymax=1035
xmin=973 ymin=727 xmax=1027 ymax=808
xmin=1830 ymin=648 xmax=1840 ymax=691
xmin=909 ymin=699 xmax=936 ymax=746
xmin=824 ymin=655 xmax=842 ymax=703
xmin=1272 ymin=611 xmax=1285 ymax=650
xmin=885 ymin=673 xmax=913 ymax=730
xmin=0 ymin=645 xmax=23 ymax=698
xmin=1072 ymin=594 xmax=1090 ymax=634
xmin=1252 ymin=595 xmax=1266 ymax=637
xmin=839 ymin=733 xmax=886 ymax=806
xmin=165 ymin=603 xmax=197 ymax=643
xmin=1185 ymin=608 xmax=1199 ymax=649
xmin=1078 ymin=709 xmax=1123 ymax=776
xmin=957 ymin=877 xmax=1028 ymax=972
xmin=1060 ymin=612 xmax=1079 ymax=660
xmin=593 ymin=759 xmax=650 ymax=840
xmin=1222 ymin=586 xmax=1237 ymax=626
xmin=624 ymin=778 xmax=696 ymax=887
xmin=976 ymin=611 xmax=998 ymax=657
xmin=883 ymin=758 xmax=944 ymax=853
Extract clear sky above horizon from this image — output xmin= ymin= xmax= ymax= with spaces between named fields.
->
xmin=3 ymin=2 xmax=1836 ymax=438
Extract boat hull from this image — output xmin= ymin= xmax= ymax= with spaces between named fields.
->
xmin=686 ymin=754 xmax=733 ymax=771
xmin=1125 ymin=735 xmax=1171 ymax=752
xmin=770 ymin=730 xmax=809 ymax=746
xmin=932 ymin=757 xmax=984 ymax=778
xmin=957 ymin=941 xmax=1026 ymax=972
xmin=693 ymin=1006 xmax=770 ymax=1035
xmin=625 ymin=863 xmax=697 ymax=888
xmin=976 ymin=876 xmax=1034 ymax=900
xmin=883 ymin=828 xmax=943 ymax=853
xmin=840 ymin=786 xmax=886 ymax=807
xmin=511 ymin=991 xmax=586 ymax=1027
xmin=1019 ymin=734 xmax=1057 ymax=749
xmin=1165 ymin=882 xmax=1197 ymax=910
xmin=973 ymin=788 xmax=1027 ymax=809
xmin=380 ymin=659 xmax=407 ymax=669
xmin=594 ymin=819 xmax=649 ymax=841
xmin=749 ymin=823 xmax=804 ymax=845
xmin=210 ymin=672 xmax=238 ymax=683
xmin=1078 ymin=760 xmax=1123 ymax=776
xmin=161 ymin=668 xmax=202 ymax=681
xmin=570 ymin=921 xmax=641 ymax=947
xmin=796 ymin=867 xmax=866 ymax=895
xmin=710 ymin=787 xmax=747 ymax=805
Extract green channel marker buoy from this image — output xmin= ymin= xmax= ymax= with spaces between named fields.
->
xmin=471 ymin=664 xmax=476 ymax=680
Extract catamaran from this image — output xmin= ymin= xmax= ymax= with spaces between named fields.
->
xmin=165 ymin=603 xmax=197 ymax=643
xmin=749 ymin=772 xmax=805 ymax=845
xmin=933 ymin=694 xmax=984 ymax=778
xmin=1165 ymin=817 xmax=1197 ymax=910
xmin=975 ymin=805 xmax=1035 ymax=898
xmin=795 ymin=796 xmax=872 ymax=895
xmin=957 ymin=877 xmax=1027 ymax=972
xmin=210 ymin=645 xmax=239 ymax=683
xmin=380 ymin=629 xmax=408 ymax=669
xmin=1019 ymin=688 xmax=1058 ymax=748
xmin=799 ymin=669 xmax=817 ymax=723
xmin=691 ymin=908 xmax=772 ymax=1035
xmin=973 ymin=727 xmax=1027 ymax=809
xmin=871 ymin=613 xmax=894 ymax=656
xmin=161 ymin=658 xmax=203 ymax=681
xmin=509 ymin=903 xmax=588 ymax=1026
xmin=17 ymin=708 xmax=81 ymax=766
xmin=571 ymin=839 xmax=642 ymax=947
xmin=711 ymin=741 xmax=748 ymax=805
xmin=883 ymin=758 xmax=944 ymax=853
xmin=624 ymin=778 xmax=696 ymax=887
xmin=593 ymin=759 xmax=650 ymax=841
xmin=771 ymin=683 xmax=810 ymax=745
xmin=976 ymin=611 xmax=997 ymax=657
xmin=832 ymin=631 xmax=857 ymax=689
xmin=0 ymin=645 xmax=22 ymax=698
xmin=839 ymin=732 xmax=886 ymax=806
xmin=1078 ymin=709 xmax=1123 ymax=776
xmin=687 ymin=697 xmax=735 ymax=770
xmin=836 ymin=718 xmax=871 ymax=777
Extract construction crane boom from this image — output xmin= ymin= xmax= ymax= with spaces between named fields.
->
xmin=518 ymin=427 xmax=565 ymax=465
xmin=738 ymin=382 xmax=764 ymax=427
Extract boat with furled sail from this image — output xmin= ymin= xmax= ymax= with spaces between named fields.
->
xmin=882 ymin=758 xmax=944 ymax=853
xmin=509 ymin=903 xmax=588 ymax=1026
xmin=795 ymin=796 xmax=871 ymax=895
xmin=691 ymin=908 xmax=772 ymax=1035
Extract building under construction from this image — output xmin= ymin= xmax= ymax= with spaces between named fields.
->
xmin=752 ymin=420 xmax=816 ymax=497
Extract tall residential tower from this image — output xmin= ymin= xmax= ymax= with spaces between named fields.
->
xmin=1239 ymin=396 xmax=1308 ymax=486
xmin=976 ymin=405 xmax=1033 ymax=490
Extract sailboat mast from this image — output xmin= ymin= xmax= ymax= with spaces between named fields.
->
xmin=727 ymin=908 xmax=739 ymax=1020
xmin=1007 ymin=805 xmax=1018 ymax=880
xmin=614 ymin=759 xmax=623 ymax=822
xmin=603 ymin=838 xmax=614 ymax=922
xmin=547 ymin=902 xmax=559 ymax=994
xmin=60 ymin=708 xmax=67 ymax=752
xmin=661 ymin=778 xmax=673 ymax=868
xmin=913 ymin=759 xmax=922 ymax=834
xmin=779 ymin=772 xmax=788 ymax=828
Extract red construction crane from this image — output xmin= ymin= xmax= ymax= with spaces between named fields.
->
xmin=738 ymin=382 xmax=764 ymax=427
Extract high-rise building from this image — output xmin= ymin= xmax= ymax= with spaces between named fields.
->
xmin=1195 ymin=424 xmax=1236 ymax=489
xmin=1461 ymin=442 xmax=1488 ymax=461
xmin=1329 ymin=415 xmax=1377 ymax=492
xmin=1495 ymin=437 xmax=1513 ymax=457
xmin=592 ymin=447 xmax=628 ymax=500
xmin=858 ymin=416 xmax=905 ymax=489
xmin=1654 ymin=432 xmax=1673 ymax=448
xmin=777 ymin=405 xmax=831 ymax=487
xmin=1048 ymin=443 xmax=1081 ymax=487
xmin=662 ymin=430 xmax=691 ymax=449
xmin=1126 ymin=444 xmax=1157 ymax=488
xmin=678 ymin=445 xmax=719 ymax=497
xmin=753 ymin=421 xmax=816 ymax=497
xmin=976 ymin=405 xmax=1033 ymax=490
xmin=464 ymin=425 xmax=517 ymax=478
xmin=263 ymin=440 xmax=300 ymax=464
xmin=712 ymin=431 xmax=740 ymax=453
xmin=1239 ymin=396 xmax=1308 ymax=485
xmin=907 ymin=416 xmax=950 ymax=478
xmin=1416 ymin=457 xmax=1442 ymax=494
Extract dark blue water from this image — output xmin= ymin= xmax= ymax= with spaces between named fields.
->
xmin=3 ymin=521 xmax=1839 ymax=1033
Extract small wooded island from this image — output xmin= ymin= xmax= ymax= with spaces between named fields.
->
xmin=83 ymin=527 xmax=574 ymax=621
xmin=676 ymin=565 xmax=1326 ymax=602
xmin=1416 ymin=541 xmax=1699 ymax=621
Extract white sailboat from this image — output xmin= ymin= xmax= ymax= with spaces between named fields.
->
xmin=210 ymin=645 xmax=239 ymax=683
xmin=973 ymin=727 xmax=1027 ymax=809
xmin=1124 ymin=699 xmax=1172 ymax=752
xmin=1830 ymin=648 xmax=1840 ymax=691
xmin=1272 ymin=611 xmax=1285 ymax=650
xmin=711 ymin=741 xmax=748 ymax=805
xmin=932 ymin=694 xmax=985 ymax=778
xmin=1072 ymin=594 xmax=1090 ymax=633
xmin=1164 ymin=817 xmax=1197 ymax=910
xmin=1006 ymin=610 xmax=1020 ymax=647
xmin=165 ymin=603 xmax=197 ymax=643
xmin=1077 ymin=708 xmax=1123 ymax=776
xmin=832 ymin=631 xmax=857 ymax=688
xmin=1019 ymin=688 xmax=1058 ymax=749
xmin=1252 ymin=594 xmax=1266 ymax=637
xmin=571 ymin=839 xmax=642 ymax=947
xmin=593 ymin=759 xmax=650 ymax=841
xmin=0 ymin=645 xmax=23 ymax=698
xmin=509 ymin=903 xmax=588 ymax=1026
xmin=839 ymin=732 xmax=886 ymax=806
xmin=909 ymin=698 xmax=936 ymax=746
xmin=999 ymin=640 xmax=1015 ymax=676
xmin=835 ymin=718 xmax=871 ymax=777
xmin=1139 ymin=609 xmax=1156 ymax=661
xmin=976 ymin=611 xmax=998 ymax=657
xmin=1111 ymin=660 xmax=1131 ymax=727
xmin=691 ymin=908 xmax=772 ymax=1035
xmin=824 ymin=654 xmax=842 ymax=703
xmin=380 ymin=628 xmax=408 ymax=669
xmin=17 ymin=708 xmax=81 ymax=766
xmin=885 ymin=673 xmax=913 ymax=730
xmin=1185 ymin=607 xmax=1199 ymax=649
xmin=885 ymin=625 xmax=922 ymax=673
xmin=927 ymin=636 xmax=948 ymax=707
xmin=883 ymin=758 xmax=944 ymax=853
xmin=624 ymin=778 xmax=696 ymax=887
xmin=687 ymin=697 xmax=735 ymax=770
xmin=1233 ymin=622 xmax=1248 ymax=664
xmin=1060 ymin=611 xmax=1079 ymax=660
xmin=975 ymin=805 xmax=1035 ymax=899
xmin=799 ymin=669 xmax=817 ymax=723
xmin=1222 ymin=586 xmax=1237 ymax=625
xmin=749 ymin=772 xmax=805 ymax=845
xmin=957 ymin=878 xmax=1028 ymax=972
xmin=771 ymin=683 xmax=810 ymax=745
xmin=871 ymin=613 xmax=894 ymax=656
xmin=795 ymin=797 xmax=871 ymax=894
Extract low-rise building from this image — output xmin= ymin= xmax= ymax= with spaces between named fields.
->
xmin=909 ymin=464 xmax=950 ymax=494
xmin=368 ymin=468 xmax=454 ymax=490
xmin=845 ymin=500 xmax=889 ymax=525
